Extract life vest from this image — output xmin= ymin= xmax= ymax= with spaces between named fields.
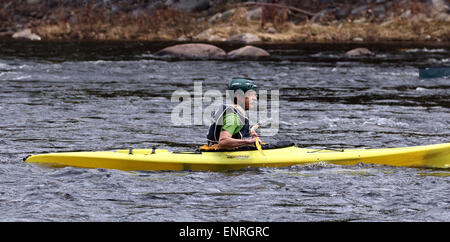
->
xmin=206 ymin=104 xmax=250 ymax=145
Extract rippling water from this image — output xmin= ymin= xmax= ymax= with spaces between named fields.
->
xmin=0 ymin=40 xmax=449 ymax=221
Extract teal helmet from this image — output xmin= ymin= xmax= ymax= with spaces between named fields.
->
xmin=228 ymin=78 xmax=257 ymax=93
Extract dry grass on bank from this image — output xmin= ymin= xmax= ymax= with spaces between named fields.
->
xmin=194 ymin=18 xmax=449 ymax=43
xmin=32 ymin=7 xmax=209 ymax=41
xmin=27 ymin=5 xmax=450 ymax=43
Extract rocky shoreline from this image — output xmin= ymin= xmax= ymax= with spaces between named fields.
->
xmin=1 ymin=0 xmax=449 ymax=44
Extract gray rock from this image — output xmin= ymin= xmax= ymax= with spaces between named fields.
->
xmin=411 ymin=13 xmax=429 ymax=23
xmin=221 ymin=8 xmax=237 ymax=21
xmin=266 ymin=27 xmax=277 ymax=34
xmin=208 ymin=12 xmax=222 ymax=24
xmin=400 ymin=9 xmax=412 ymax=19
xmin=372 ymin=5 xmax=386 ymax=18
xmin=228 ymin=33 xmax=261 ymax=44
xmin=434 ymin=12 xmax=450 ymax=21
xmin=193 ymin=29 xmax=226 ymax=42
xmin=345 ymin=48 xmax=375 ymax=57
xmin=246 ymin=7 xmax=262 ymax=21
xmin=333 ymin=7 xmax=350 ymax=20
xmin=12 ymin=29 xmax=41 ymax=41
xmin=154 ymin=43 xmax=226 ymax=58
xmin=430 ymin=0 xmax=450 ymax=21
xmin=170 ymin=0 xmax=210 ymax=12
xmin=228 ymin=45 xmax=270 ymax=58
xmin=351 ymin=5 xmax=368 ymax=17
xmin=312 ymin=8 xmax=334 ymax=22
xmin=431 ymin=0 xmax=450 ymax=13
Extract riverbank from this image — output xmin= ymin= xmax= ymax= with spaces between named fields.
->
xmin=1 ymin=0 xmax=449 ymax=44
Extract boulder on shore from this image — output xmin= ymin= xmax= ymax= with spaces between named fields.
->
xmin=12 ymin=29 xmax=41 ymax=41
xmin=228 ymin=45 xmax=270 ymax=58
xmin=227 ymin=33 xmax=261 ymax=44
xmin=345 ymin=48 xmax=375 ymax=57
xmin=169 ymin=0 xmax=211 ymax=12
xmin=154 ymin=43 xmax=226 ymax=58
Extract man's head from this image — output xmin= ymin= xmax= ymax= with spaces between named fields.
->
xmin=228 ymin=78 xmax=257 ymax=110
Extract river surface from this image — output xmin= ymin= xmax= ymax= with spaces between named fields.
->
xmin=0 ymin=40 xmax=449 ymax=222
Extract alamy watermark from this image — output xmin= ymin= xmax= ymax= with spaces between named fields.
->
xmin=170 ymin=82 xmax=280 ymax=136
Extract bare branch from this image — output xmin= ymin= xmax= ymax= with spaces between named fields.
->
xmin=236 ymin=1 xmax=317 ymax=17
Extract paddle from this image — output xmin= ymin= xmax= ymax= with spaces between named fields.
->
xmin=251 ymin=123 xmax=265 ymax=156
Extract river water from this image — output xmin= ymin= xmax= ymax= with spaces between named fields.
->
xmin=0 ymin=40 xmax=449 ymax=222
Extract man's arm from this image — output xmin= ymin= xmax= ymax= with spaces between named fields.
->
xmin=218 ymin=130 xmax=256 ymax=149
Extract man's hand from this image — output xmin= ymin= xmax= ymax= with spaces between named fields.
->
xmin=246 ymin=137 xmax=258 ymax=145
xmin=251 ymin=129 xmax=262 ymax=143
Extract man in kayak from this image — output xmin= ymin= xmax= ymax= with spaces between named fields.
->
xmin=206 ymin=78 xmax=260 ymax=149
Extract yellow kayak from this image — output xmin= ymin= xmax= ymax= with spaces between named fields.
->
xmin=24 ymin=142 xmax=450 ymax=171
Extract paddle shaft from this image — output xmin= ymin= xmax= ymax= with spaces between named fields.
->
xmin=251 ymin=123 xmax=265 ymax=156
